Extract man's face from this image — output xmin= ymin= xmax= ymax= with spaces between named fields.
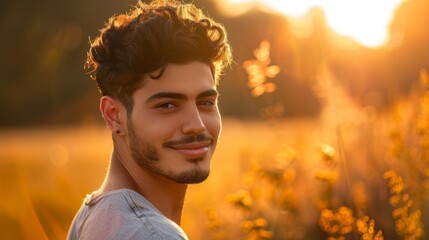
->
xmin=126 ymin=61 xmax=221 ymax=184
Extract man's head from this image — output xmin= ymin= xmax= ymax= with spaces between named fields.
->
xmin=86 ymin=0 xmax=232 ymax=113
xmin=89 ymin=1 xmax=232 ymax=184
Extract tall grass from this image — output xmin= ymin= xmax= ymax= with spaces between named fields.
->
xmin=200 ymin=41 xmax=429 ymax=240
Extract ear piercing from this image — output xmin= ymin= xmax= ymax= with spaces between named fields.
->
xmin=116 ymin=130 xmax=121 ymax=134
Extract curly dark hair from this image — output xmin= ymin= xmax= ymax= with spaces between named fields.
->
xmin=85 ymin=0 xmax=232 ymax=112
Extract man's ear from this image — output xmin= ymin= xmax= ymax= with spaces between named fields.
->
xmin=100 ymin=96 xmax=126 ymax=135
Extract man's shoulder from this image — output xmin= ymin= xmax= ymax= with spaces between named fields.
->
xmin=84 ymin=189 xmax=143 ymax=220
xmin=67 ymin=189 xmax=188 ymax=240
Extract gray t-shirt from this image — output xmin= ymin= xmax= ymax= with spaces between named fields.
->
xmin=67 ymin=189 xmax=189 ymax=240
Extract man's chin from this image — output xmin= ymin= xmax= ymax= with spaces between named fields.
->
xmin=171 ymin=169 xmax=210 ymax=184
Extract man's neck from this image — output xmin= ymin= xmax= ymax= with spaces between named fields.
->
xmin=99 ymin=148 xmax=188 ymax=225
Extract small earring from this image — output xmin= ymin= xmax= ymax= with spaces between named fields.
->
xmin=115 ymin=130 xmax=120 ymax=134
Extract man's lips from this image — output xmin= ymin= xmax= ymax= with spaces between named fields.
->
xmin=167 ymin=141 xmax=212 ymax=158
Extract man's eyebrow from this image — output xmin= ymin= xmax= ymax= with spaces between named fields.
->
xmin=145 ymin=89 xmax=219 ymax=103
xmin=197 ymin=89 xmax=219 ymax=99
xmin=145 ymin=92 xmax=187 ymax=103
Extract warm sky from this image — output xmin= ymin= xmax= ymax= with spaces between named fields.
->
xmin=215 ymin=0 xmax=405 ymax=48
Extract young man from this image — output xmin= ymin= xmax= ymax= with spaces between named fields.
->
xmin=67 ymin=0 xmax=232 ymax=239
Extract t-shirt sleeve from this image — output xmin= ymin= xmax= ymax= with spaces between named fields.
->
xmin=77 ymin=209 xmax=188 ymax=240
xmin=70 ymin=193 xmax=188 ymax=240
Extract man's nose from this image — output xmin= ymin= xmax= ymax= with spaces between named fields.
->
xmin=182 ymin=106 xmax=206 ymax=135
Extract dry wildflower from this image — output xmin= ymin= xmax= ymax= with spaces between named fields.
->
xmin=319 ymin=209 xmax=335 ymax=232
xmin=315 ymin=144 xmax=339 ymax=211
xmin=319 ymin=207 xmax=354 ymax=238
xmin=336 ymin=207 xmax=354 ymax=234
xmin=254 ymin=218 xmax=268 ymax=228
xmin=356 ymin=215 xmax=384 ymax=240
xmin=257 ymin=229 xmax=273 ymax=239
xmin=321 ymin=144 xmax=337 ymax=164
xmin=243 ymin=40 xmax=280 ymax=97
xmin=205 ymin=208 xmax=226 ymax=240
xmin=383 ymin=170 xmax=404 ymax=195
xmin=383 ymin=170 xmax=425 ymax=239
xmin=242 ymin=218 xmax=273 ymax=240
xmin=416 ymin=87 xmax=429 ymax=148
xmin=226 ymin=189 xmax=253 ymax=211
xmin=206 ymin=208 xmax=222 ymax=230
xmin=414 ymin=69 xmax=429 ymax=198
xmin=221 ymin=146 xmax=302 ymax=239
xmin=259 ymin=166 xmax=296 ymax=187
xmin=250 ymin=151 xmax=298 ymax=211
xmin=315 ymin=170 xmax=338 ymax=184
xmin=261 ymin=168 xmax=286 ymax=185
xmin=241 ymin=220 xmax=254 ymax=232
xmin=352 ymin=184 xmax=384 ymax=240
xmin=275 ymin=147 xmax=297 ymax=165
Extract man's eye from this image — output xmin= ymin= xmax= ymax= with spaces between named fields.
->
xmin=156 ymin=103 xmax=176 ymax=109
xmin=202 ymin=101 xmax=214 ymax=106
xmin=199 ymin=100 xmax=216 ymax=108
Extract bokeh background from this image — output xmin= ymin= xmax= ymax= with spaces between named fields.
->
xmin=1 ymin=0 xmax=429 ymax=239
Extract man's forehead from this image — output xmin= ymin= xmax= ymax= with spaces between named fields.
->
xmin=141 ymin=62 xmax=214 ymax=84
xmin=132 ymin=62 xmax=216 ymax=100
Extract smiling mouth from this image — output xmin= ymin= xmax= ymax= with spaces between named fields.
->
xmin=167 ymin=141 xmax=212 ymax=159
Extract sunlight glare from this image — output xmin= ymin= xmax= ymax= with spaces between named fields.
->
xmin=217 ymin=0 xmax=405 ymax=48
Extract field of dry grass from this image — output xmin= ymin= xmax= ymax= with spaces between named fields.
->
xmin=1 ymin=101 xmax=428 ymax=239
xmin=2 ymin=45 xmax=429 ymax=239
xmin=0 ymin=118 xmax=319 ymax=239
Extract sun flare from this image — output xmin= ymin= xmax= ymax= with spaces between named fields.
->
xmin=216 ymin=0 xmax=405 ymax=48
